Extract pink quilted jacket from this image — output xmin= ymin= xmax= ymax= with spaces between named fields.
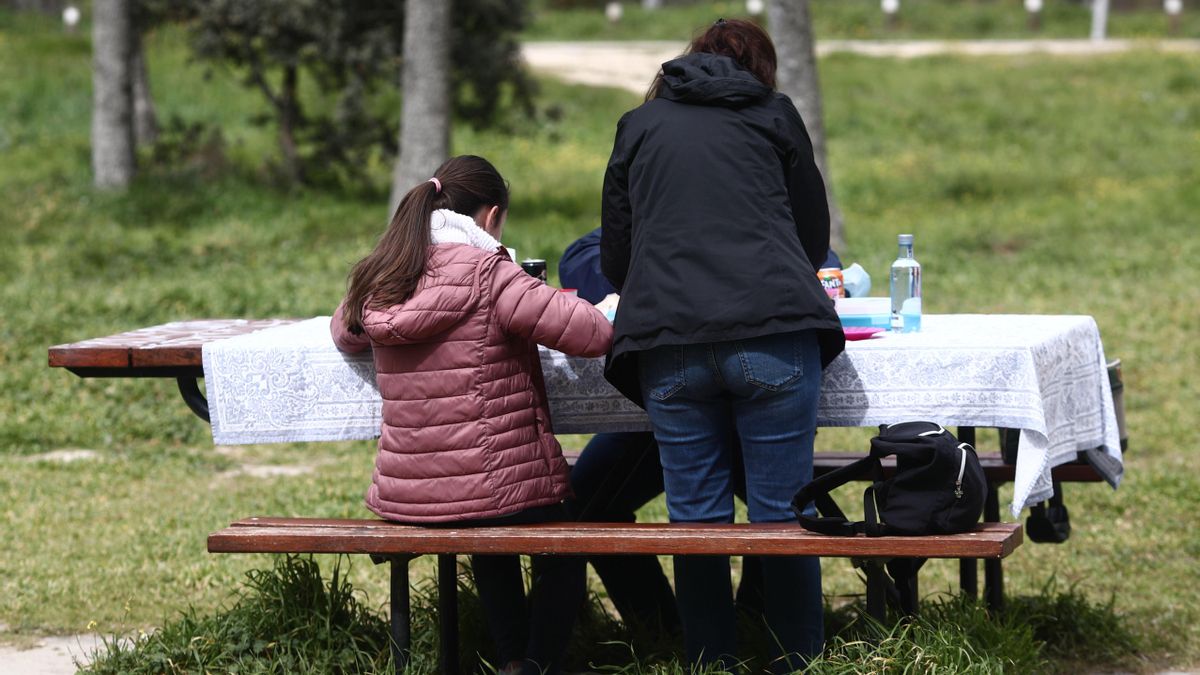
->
xmin=331 ymin=243 xmax=613 ymax=523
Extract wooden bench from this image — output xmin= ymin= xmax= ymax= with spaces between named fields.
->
xmin=208 ymin=517 xmax=1023 ymax=675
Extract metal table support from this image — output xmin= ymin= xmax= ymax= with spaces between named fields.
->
xmin=957 ymin=427 xmax=981 ymax=600
xmin=439 ymin=554 xmax=460 ymax=675
xmin=176 ymin=377 xmax=210 ymax=422
xmin=391 ymin=557 xmax=412 ymax=673
xmin=372 ymin=554 xmax=413 ymax=674
xmin=863 ymin=560 xmax=889 ymax=623
xmin=984 ymin=483 xmax=1005 ymax=611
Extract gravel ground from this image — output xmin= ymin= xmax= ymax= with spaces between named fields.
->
xmin=0 ymin=633 xmax=104 ymax=674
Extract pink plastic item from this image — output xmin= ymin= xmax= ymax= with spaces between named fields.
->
xmin=843 ymin=327 xmax=885 ymax=341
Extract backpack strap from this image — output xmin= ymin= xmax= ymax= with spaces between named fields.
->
xmin=863 ymin=483 xmax=885 ymax=537
xmin=792 ymin=454 xmax=881 ymax=536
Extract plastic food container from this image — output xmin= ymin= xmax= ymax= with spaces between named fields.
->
xmin=836 ymin=297 xmax=891 ymax=329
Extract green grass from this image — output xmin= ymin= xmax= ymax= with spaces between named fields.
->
xmin=523 ymin=0 xmax=1200 ymax=41
xmin=81 ymin=556 xmax=395 ymax=674
xmin=2 ymin=6 xmax=1199 ymax=672
xmin=79 ymin=556 xmax=1126 ymax=673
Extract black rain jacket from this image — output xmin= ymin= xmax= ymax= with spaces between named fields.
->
xmin=600 ymin=52 xmax=845 ymax=406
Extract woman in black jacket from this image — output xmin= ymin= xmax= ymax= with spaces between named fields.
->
xmin=600 ymin=19 xmax=845 ymax=672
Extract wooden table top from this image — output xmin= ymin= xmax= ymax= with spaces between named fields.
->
xmin=48 ymin=319 xmax=299 ymax=373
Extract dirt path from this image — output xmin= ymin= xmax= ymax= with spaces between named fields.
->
xmin=0 ymin=634 xmax=103 ymax=674
xmin=522 ymin=38 xmax=1200 ymax=93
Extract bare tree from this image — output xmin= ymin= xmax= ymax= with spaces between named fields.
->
xmin=1090 ymin=0 xmax=1110 ymax=41
xmin=131 ymin=30 xmax=159 ymax=146
xmin=91 ymin=0 xmax=136 ymax=189
xmin=389 ymin=0 xmax=452 ymax=213
xmin=767 ymin=0 xmax=845 ymax=251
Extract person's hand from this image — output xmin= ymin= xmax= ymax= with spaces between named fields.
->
xmin=595 ymin=293 xmax=620 ymax=322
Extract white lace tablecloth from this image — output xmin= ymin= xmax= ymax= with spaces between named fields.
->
xmin=202 ymin=314 xmax=1122 ymax=515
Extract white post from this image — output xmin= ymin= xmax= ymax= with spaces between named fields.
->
xmin=62 ymin=4 xmax=80 ymax=33
xmin=882 ymin=0 xmax=900 ymax=30
xmin=1166 ymin=0 xmax=1184 ymax=36
xmin=1091 ymin=0 xmax=1110 ymax=41
xmin=1025 ymin=0 xmax=1043 ymax=32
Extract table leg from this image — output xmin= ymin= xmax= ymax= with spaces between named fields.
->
xmin=389 ymin=557 xmax=411 ymax=674
xmin=176 ymin=377 xmax=210 ymax=422
xmin=959 ymin=558 xmax=978 ymax=599
xmin=864 ymin=560 xmax=888 ymax=624
xmin=439 ymin=554 xmax=460 ymax=675
xmin=984 ymin=482 xmax=1005 ymax=611
xmin=956 ymin=426 xmax=980 ymax=600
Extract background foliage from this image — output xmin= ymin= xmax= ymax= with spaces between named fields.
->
xmin=146 ymin=0 xmax=534 ymax=185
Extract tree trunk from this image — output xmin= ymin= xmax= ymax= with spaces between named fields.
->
xmin=278 ymin=64 xmax=302 ymax=184
xmin=768 ymin=0 xmax=845 ymax=252
xmin=91 ymin=0 xmax=135 ymax=190
xmin=131 ymin=30 xmax=159 ymax=146
xmin=389 ymin=0 xmax=452 ymax=214
xmin=1090 ymin=0 xmax=1110 ymax=40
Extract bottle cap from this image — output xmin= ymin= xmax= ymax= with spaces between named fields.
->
xmin=897 ymin=234 xmax=914 ymax=245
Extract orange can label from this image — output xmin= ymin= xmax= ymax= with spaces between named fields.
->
xmin=817 ymin=268 xmax=845 ymax=299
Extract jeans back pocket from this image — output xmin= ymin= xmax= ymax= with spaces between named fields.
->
xmin=735 ymin=331 xmax=804 ymax=391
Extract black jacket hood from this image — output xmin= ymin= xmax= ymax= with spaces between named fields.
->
xmin=658 ymin=52 xmax=772 ymax=108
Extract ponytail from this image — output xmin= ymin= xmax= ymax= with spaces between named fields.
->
xmin=342 ymin=155 xmax=509 ymax=335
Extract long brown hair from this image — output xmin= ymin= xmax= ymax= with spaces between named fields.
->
xmin=646 ymin=18 xmax=778 ymax=101
xmin=342 ymin=155 xmax=509 ymax=334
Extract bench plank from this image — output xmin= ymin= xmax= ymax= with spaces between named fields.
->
xmin=208 ymin=518 xmax=1021 ymax=560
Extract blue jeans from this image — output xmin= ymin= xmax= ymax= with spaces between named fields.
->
xmin=638 ymin=330 xmax=825 ymax=672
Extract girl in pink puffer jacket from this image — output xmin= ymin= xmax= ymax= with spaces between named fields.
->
xmin=331 ymin=155 xmax=613 ymax=675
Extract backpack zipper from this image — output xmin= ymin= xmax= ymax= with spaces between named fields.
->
xmin=955 ymin=442 xmax=970 ymax=498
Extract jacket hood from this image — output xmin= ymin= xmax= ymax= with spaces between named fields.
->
xmin=658 ymin=52 xmax=772 ymax=108
xmin=362 ymin=279 xmax=478 ymax=344
xmin=361 ymin=212 xmax=499 ymax=345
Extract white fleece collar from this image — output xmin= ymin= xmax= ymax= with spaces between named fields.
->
xmin=429 ymin=209 xmax=502 ymax=252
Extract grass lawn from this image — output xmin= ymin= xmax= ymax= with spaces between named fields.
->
xmin=523 ymin=0 xmax=1200 ymax=41
xmin=2 ymin=7 xmax=1199 ymax=672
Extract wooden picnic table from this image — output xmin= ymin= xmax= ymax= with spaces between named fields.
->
xmin=48 ymin=319 xmax=1043 ymax=673
xmin=50 ymin=316 xmax=1124 ymax=615
xmin=46 ymin=317 xmax=1107 ymax=485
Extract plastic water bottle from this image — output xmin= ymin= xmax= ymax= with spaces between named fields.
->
xmin=889 ymin=234 xmax=922 ymax=333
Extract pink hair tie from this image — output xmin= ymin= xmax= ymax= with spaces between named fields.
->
xmin=428 ymin=177 xmax=442 ymax=193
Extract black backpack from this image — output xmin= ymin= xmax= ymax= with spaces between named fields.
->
xmin=792 ymin=421 xmax=986 ymax=537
